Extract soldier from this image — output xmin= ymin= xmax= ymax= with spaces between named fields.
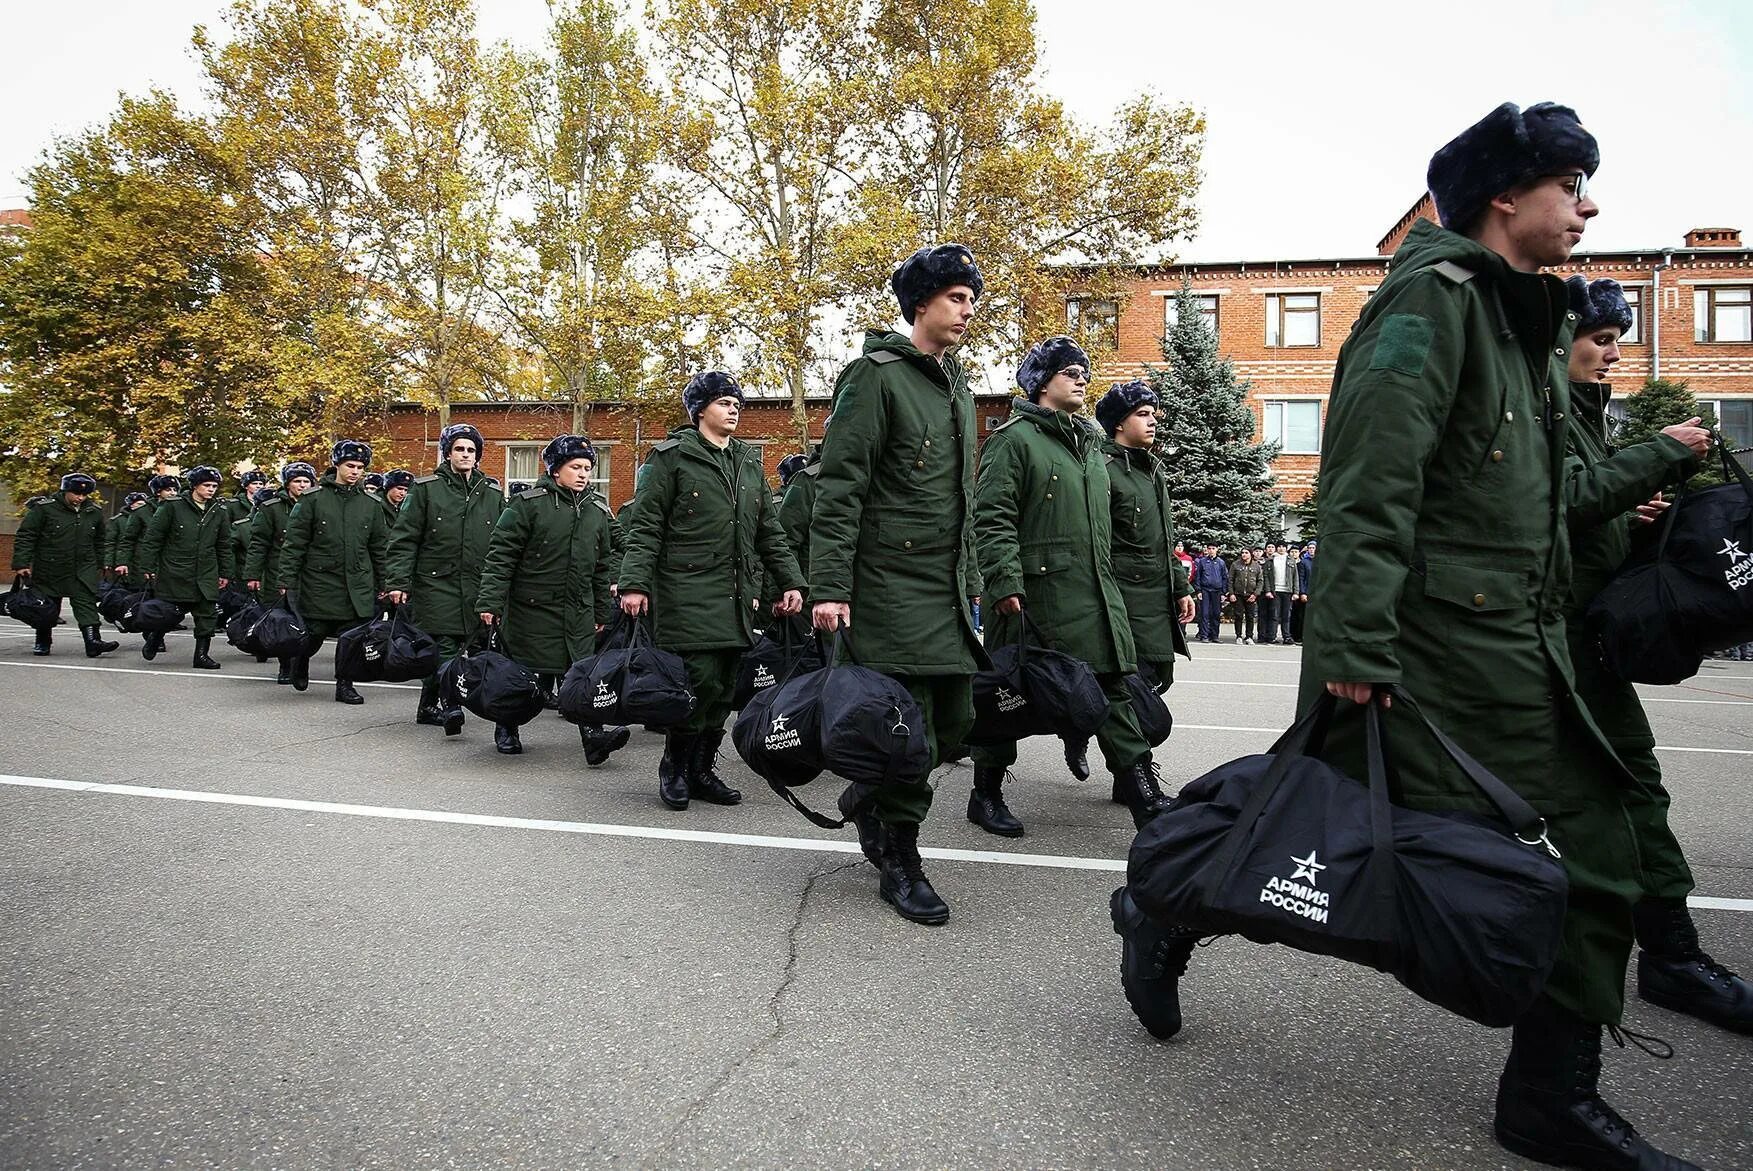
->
xmin=776 ymin=420 xmax=830 ymax=586
xmin=808 ymin=244 xmax=989 ymax=925
xmin=619 ymin=372 xmax=805 ymax=811
xmin=11 ymin=473 xmax=116 ymax=658
xmin=245 ymin=462 xmax=317 ymax=684
xmin=111 ymin=473 xmax=181 ymax=660
xmin=382 ymin=470 xmax=413 ymax=519
xmin=384 ymin=424 xmax=502 ymax=733
xmin=105 ymin=492 xmax=148 ymax=582
xmin=137 ymin=465 xmax=234 ymax=669
xmin=970 ymin=341 xmax=1169 ymax=834
xmin=1093 ymin=379 xmax=1194 ymax=800
xmin=225 ymin=471 xmax=267 ymax=573
xmin=476 ymin=435 xmax=629 ymax=762
xmin=1115 ymin=102 xmax=1702 ymax=1169
xmin=1559 ymin=277 xmax=1748 ymax=1033
xmin=278 ymin=440 xmax=390 ymax=702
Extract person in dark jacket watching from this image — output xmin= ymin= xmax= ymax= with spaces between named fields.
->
xmin=1190 ymin=544 xmax=1228 ymax=642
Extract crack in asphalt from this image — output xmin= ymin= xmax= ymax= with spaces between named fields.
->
xmin=640 ymin=858 xmax=865 ymax=1167
xmin=242 ymin=719 xmax=405 ymax=759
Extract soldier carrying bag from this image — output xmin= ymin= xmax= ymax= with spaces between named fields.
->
xmin=1125 ymin=686 xmax=1568 ymax=1027
xmin=967 ymin=609 xmax=1110 ymax=746
xmin=558 ymin=612 xmax=694 ymax=729
xmin=1588 ymin=441 xmax=1753 ymax=684
xmin=438 ymin=627 xmax=545 ymax=727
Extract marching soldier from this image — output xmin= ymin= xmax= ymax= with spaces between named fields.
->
xmin=111 ymin=473 xmax=181 ymax=659
xmin=776 ymin=419 xmax=829 ymax=585
xmin=11 ymin=473 xmax=116 ymax=658
xmin=105 ymin=492 xmax=148 ymax=582
xmin=476 ymin=435 xmax=628 ymax=763
xmin=619 ymin=372 xmax=805 ymax=812
xmin=970 ymin=341 xmax=1169 ymax=834
xmin=382 ymin=470 xmax=413 ymax=519
xmin=1115 ymin=102 xmax=1700 ymax=1169
xmin=808 ymin=244 xmax=989 ymax=925
xmin=1558 ymin=277 xmax=1749 ymax=1034
xmin=278 ymin=440 xmax=390 ymax=702
xmin=245 ymin=462 xmax=318 ymax=684
xmin=1093 ymin=379 xmax=1195 ymax=799
xmin=225 ymin=471 xmax=268 ymax=578
xmin=384 ymin=424 xmax=502 ymax=733
xmin=137 ymin=466 xmax=234 ymax=669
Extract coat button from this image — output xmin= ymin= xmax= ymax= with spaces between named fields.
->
xmin=1046 ymin=492 xmax=1053 ymax=499
xmin=1039 ymin=565 xmax=1047 ymax=572
xmin=923 ymin=440 xmax=931 ymax=447
xmin=915 ymin=460 xmax=924 ymax=469
xmin=1491 ymin=450 xmax=1504 ymax=462
xmin=1555 ymin=412 xmax=1564 ymax=420
xmin=903 ymin=540 xmax=912 ymax=549
xmin=1555 ymin=347 xmax=1565 ymax=356
xmin=1473 ymin=593 xmax=1486 ymax=606
xmin=1505 ymin=411 xmax=1514 ymax=422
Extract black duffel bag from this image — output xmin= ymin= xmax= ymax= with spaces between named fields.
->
xmin=334 ymin=605 xmax=440 ymax=684
xmin=1126 ymin=686 xmax=1568 ymax=1027
xmin=1126 ymin=667 xmax=1173 ymax=748
xmin=558 ymin=613 xmax=694 ymax=729
xmin=439 ymin=629 xmax=545 ymax=727
xmin=249 ymin=595 xmax=317 ymax=658
xmin=732 ymin=613 xmax=825 ymax=711
xmin=119 ymin=585 xmax=186 ymax=635
xmin=967 ymin=611 xmax=1109 ymax=746
xmin=1588 ymin=444 xmax=1753 ymax=684
xmin=225 ymin=598 xmax=269 ymax=656
xmin=6 ymin=576 xmax=61 ymax=629
xmin=98 ymin=582 xmax=140 ymax=626
xmin=215 ymin=580 xmax=255 ymax=621
xmin=733 ymin=627 xmax=932 ymax=828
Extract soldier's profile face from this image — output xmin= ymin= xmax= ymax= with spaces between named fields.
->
xmin=1505 ymin=171 xmax=1599 ymax=266
xmin=1117 ymin=404 xmax=1156 ymax=446
xmin=387 ymin=486 xmax=409 ymax=505
xmin=1569 ymin=326 xmax=1622 ymax=383
xmin=288 ymin=477 xmax=313 ymax=497
xmin=699 ymin=397 xmax=741 ymax=435
xmin=914 ymin=285 xmax=977 ymax=350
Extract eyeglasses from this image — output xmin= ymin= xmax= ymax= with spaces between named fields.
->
xmin=1547 ymin=171 xmax=1589 ymax=201
xmin=1056 ymin=366 xmax=1090 ymax=383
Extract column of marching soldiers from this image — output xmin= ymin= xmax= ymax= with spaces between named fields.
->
xmin=10 ymin=99 xmax=1752 ymax=1171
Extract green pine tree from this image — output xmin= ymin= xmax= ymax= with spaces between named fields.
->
xmin=1133 ymin=283 xmax=1283 ymax=550
xmin=1616 ymin=378 xmax=1723 ymax=488
xmin=1287 ymin=472 xmax=1322 ymax=541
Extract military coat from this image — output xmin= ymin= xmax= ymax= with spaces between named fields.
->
xmin=619 ymin=426 xmax=802 ymax=652
xmin=278 ymin=471 xmax=389 ymax=622
xmin=1102 ymin=437 xmax=1193 ymax=666
xmin=808 ymin=330 xmax=987 ymax=674
xmin=777 ymin=457 xmax=821 ymax=587
xmin=476 ymin=476 xmax=615 ymax=673
xmin=111 ymin=501 xmax=157 ymax=584
xmin=12 ymin=496 xmax=105 ymax=596
xmin=974 ymin=397 xmax=1135 ymax=675
xmin=137 ymin=492 xmax=235 ymax=603
xmin=244 ymin=490 xmax=298 ymax=596
xmin=383 ymin=464 xmax=502 ymax=638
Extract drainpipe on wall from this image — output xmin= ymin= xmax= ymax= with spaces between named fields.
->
xmin=1651 ymin=249 xmax=1672 ymax=382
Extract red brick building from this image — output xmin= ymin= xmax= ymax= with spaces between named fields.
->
xmin=1068 ymin=196 xmax=1753 ymax=511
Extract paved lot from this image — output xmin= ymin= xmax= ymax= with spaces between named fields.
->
xmin=1 ymin=620 xmax=1748 ymax=1170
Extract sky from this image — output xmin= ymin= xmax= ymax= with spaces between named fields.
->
xmin=3 ymin=0 xmax=1751 ymax=263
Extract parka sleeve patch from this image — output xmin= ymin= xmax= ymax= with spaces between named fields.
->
xmin=1369 ymin=313 xmax=1436 ymax=377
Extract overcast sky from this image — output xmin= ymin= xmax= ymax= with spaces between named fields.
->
xmin=3 ymin=0 xmax=1750 ymax=261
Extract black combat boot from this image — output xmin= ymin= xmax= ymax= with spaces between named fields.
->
xmin=494 ymin=721 xmax=522 ymax=755
xmin=540 ymin=673 xmax=561 ymax=712
xmin=689 ymin=729 xmax=742 ymax=804
xmin=334 ymin=679 xmax=364 ymax=705
xmin=1110 ymin=886 xmax=1198 ymax=1040
xmin=1109 ymin=775 xmax=1127 ymax=805
xmin=291 ymin=654 xmax=310 ymax=692
xmin=581 ymin=724 xmax=630 ymax=767
xmin=191 ymin=636 xmax=221 ymax=670
xmin=1118 ymin=758 xmax=1171 ymax=830
xmin=659 ymin=732 xmax=690 ymax=810
xmin=967 ymin=765 xmax=1024 ymax=837
xmin=839 ymin=784 xmax=884 ymax=866
xmin=878 ymin=821 xmax=948 ymax=925
xmin=1634 ymin=897 xmax=1753 ymax=1034
xmin=415 ymin=678 xmax=446 ymax=726
xmin=1063 ymin=736 xmax=1091 ymax=781
xmin=31 ymin=627 xmax=52 ymax=656
xmin=1494 ymin=997 xmax=1699 ymax=1170
xmin=275 ymin=657 xmax=293 ymax=684
xmin=141 ymin=631 xmax=158 ymax=660
xmin=81 ymin=625 xmax=118 ymax=658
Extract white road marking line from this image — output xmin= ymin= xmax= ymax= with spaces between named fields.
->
xmin=1655 ymin=745 xmax=1753 ymax=755
xmin=7 ymin=775 xmax=1751 ymax=912
xmin=1176 ymin=678 xmax=1753 ymax=706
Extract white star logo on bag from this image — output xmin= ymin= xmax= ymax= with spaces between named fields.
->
xmin=1718 ymin=539 xmax=1748 ymax=563
xmin=771 ymin=712 xmax=790 ymax=734
xmin=1290 ymin=850 xmax=1327 ymax=886
xmin=596 ymin=680 xmax=611 ymax=696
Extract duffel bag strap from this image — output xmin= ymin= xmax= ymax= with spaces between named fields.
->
xmin=1386 ymin=685 xmax=1561 ymax=858
xmin=765 ymin=776 xmax=851 ymax=830
xmin=1715 ymin=432 xmax=1753 ymax=496
xmin=1208 ymin=694 xmax=1339 ymax=882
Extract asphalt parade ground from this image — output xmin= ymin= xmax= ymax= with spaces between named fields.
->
xmin=1 ymin=621 xmax=1748 ymax=1171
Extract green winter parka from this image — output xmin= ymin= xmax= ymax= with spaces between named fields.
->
xmin=588 ymin=487 xmax=625 ymax=583
xmin=278 ymin=470 xmax=389 ymax=622
xmin=476 ymin=476 xmax=615 ymax=673
xmin=383 ymin=463 xmax=503 ymax=638
xmin=12 ymin=495 xmax=105 ymax=595
xmin=619 ymin=426 xmax=803 ymax=653
xmin=244 ymin=490 xmax=297 ymax=596
xmin=808 ymin=330 xmax=987 ymax=674
xmin=778 ymin=455 xmax=821 ymax=588
xmin=1102 ymin=437 xmax=1193 ymax=666
xmin=110 ymin=500 xmax=157 ymax=584
xmin=138 ymin=492 xmax=235 ymax=603
xmin=224 ymin=492 xmax=254 ymax=577
xmin=975 ymin=397 xmax=1136 ymax=675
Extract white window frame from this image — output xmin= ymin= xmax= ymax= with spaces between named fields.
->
xmin=1265 ymin=292 xmax=1322 ymax=348
xmin=1262 ymin=398 xmax=1323 ymax=454
xmin=1066 ymin=297 xmax=1119 ymax=351
xmin=1164 ymin=292 xmax=1220 ymax=336
xmin=1620 ymin=286 xmax=1643 ymax=345
xmin=504 ymin=444 xmax=543 ymax=485
xmin=1695 ymin=286 xmax=1753 ymax=343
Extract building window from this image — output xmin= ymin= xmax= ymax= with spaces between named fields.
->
xmin=1697 ymin=399 xmax=1753 ymax=449
xmin=589 ymin=445 xmax=613 ymax=496
xmin=1695 ymin=286 xmax=1753 ymax=343
xmin=1165 ymin=293 xmax=1219 ymax=336
xmin=1262 ymin=400 xmax=1322 ymax=453
xmin=1266 ymin=293 xmax=1321 ymax=347
xmin=1621 ymin=287 xmax=1642 ymax=344
xmin=1067 ymin=298 xmax=1119 ymax=351
xmin=505 ymin=444 xmax=543 ymax=484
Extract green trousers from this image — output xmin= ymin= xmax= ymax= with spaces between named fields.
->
xmin=972 ymin=672 xmax=1150 ymax=775
xmin=49 ymin=581 xmax=101 ymax=628
xmin=679 ymin=648 xmax=743 ymax=735
xmin=1569 ymin=629 xmax=1695 ymax=901
xmin=159 ymin=592 xmax=217 ymax=638
xmin=422 ymin=633 xmax=467 ymax=699
xmin=872 ymin=673 xmax=976 ymax=825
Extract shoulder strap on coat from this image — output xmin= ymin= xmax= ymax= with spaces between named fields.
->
xmin=414 ymin=473 xmax=440 ymax=484
xmin=867 ymin=350 xmax=904 ymax=365
xmin=651 ymin=437 xmax=681 ymax=452
xmin=516 ymin=486 xmax=549 ymax=500
xmin=799 ymin=462 xmax=823 ymax=478
xmin=1432 ymin=260 xmax=1476 ymax=285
